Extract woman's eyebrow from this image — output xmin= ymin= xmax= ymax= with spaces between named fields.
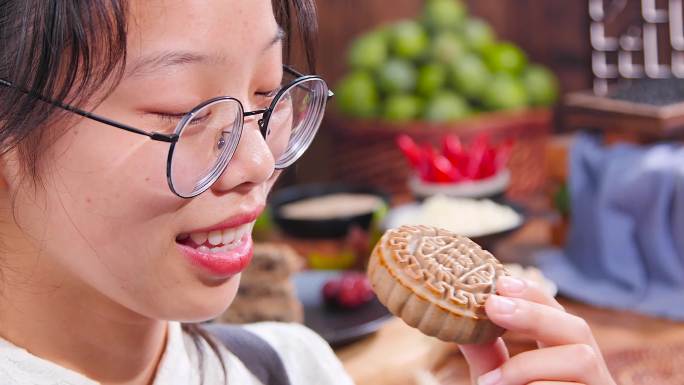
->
xmin=126 ymin=27 xmax=285 ymax=78
xmin=126 ymin=51 xmax=209 ymax=78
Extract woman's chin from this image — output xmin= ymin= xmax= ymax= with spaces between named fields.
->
xmin=158 ymin=274 xmax=241 ymax=323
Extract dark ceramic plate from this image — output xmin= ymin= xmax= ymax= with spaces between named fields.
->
xmin=293 ymin=270 xmax=392 ymax=348
xmin=269 ymin=184 xmax=389 ymax=239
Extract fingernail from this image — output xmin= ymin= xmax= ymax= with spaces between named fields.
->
xmin=489 ymin=295 xmax=516 ymax=314
xmin=498 ymin=276 xmax=526 ymax=293
xmin=477 ymin=368 xmax=502 ymax=385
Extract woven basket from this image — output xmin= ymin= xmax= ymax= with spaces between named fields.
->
xmin=326 ymin=108 xmax=553 ymax=199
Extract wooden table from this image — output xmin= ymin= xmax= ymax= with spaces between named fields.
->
xmin=336 ymin=218 xmax=684 ymax=385
xmin=337 ymin=299 xmax=684 ymax=385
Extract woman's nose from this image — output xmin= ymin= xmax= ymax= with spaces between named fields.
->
xmin=209 ymin=119 xmax=275 ymax=194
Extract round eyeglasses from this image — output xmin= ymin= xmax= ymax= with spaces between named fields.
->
xmin=0 ymin=66 xmax=333 ymax=198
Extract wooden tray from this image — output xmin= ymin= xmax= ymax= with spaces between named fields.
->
xmin=563 ymin=80 xmax=684 ymax=140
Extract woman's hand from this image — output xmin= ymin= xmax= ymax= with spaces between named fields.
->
xmin=458 ymin=276 xmax=617 ymax=385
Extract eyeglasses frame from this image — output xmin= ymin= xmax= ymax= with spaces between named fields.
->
xmin=0 ymin=65 xmax=334 ymax=198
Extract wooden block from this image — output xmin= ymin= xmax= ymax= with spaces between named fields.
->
xmin=563 ymin=90 xmax=684 ymax=140
xmin=544 ymin=134 xmax=574 ymax=182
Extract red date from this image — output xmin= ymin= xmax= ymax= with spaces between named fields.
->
xmin=322 ymin=272 xmax=375 ymax=309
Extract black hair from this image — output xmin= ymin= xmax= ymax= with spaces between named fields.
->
xmin=0 ymin=1 xmax=318 ymax=383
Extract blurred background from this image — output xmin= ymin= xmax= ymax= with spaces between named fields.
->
xmin=292 ymin=0 xmax=588 ymax=186
xmin=219 ymin=1 xmax=684 ymax=385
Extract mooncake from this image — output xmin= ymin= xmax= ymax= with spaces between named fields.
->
xmin=367 ymin=225 xmax=507 ymax=344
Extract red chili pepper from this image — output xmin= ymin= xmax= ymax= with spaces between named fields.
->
xmin=442 ymin=134 xmax=462 ymax=163
xmin=432 ymin=154 xmax=460 ymax=183
xmin=441 ymin=134 xmax=468 ymax=176
xmin=421 ymin=144 xmax=438 ymax=182
xmin=465 ymin=133 xmax=490 ymax=180
xmin=396 ymin=134 xmax=423 ymax=169
xmin=477 ymin=148 xmax=498 ymax=179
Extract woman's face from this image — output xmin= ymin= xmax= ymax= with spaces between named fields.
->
xmin=1 ymin=0 xmax=284 ymax=322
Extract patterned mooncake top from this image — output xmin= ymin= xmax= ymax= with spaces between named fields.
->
xmin=382 ymin=225 xmax=507 ymax=314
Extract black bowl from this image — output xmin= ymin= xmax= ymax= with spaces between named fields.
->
xmin=269 ymin=184 xmax=389 ymax=239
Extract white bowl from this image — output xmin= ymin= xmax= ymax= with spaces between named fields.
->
xmin=382 ymin=199 xmax=523 ymax=239
xmin=409 ymin=169 xmax=511 ymax=199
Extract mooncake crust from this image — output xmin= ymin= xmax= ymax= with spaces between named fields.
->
xmin=367 ymin=225 xmax=508 ymax=344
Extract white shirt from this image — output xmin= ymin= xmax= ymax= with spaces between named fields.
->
xmin=0 ymin=321 xmax=354 ymax=385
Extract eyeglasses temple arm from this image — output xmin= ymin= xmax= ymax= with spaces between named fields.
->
xmin=282 ymin=66 xmax=334 ymax=100
xmin=283 ymin=65 xmax=303 ymax=78
xmin=0 ymin=78 xmax=178 ymax=143
xmin=62 ymin=104 xmax=178 ymax=142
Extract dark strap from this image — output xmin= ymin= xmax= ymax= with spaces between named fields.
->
xmin=203 ymin=324 xmax=292 ymax=385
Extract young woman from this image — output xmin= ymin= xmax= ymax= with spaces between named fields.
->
xmin=0 ymin=1 xmax=349 ymax=384
xmin=0 ymin=1 xmax=616 ymax=384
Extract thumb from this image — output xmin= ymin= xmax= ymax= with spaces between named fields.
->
xmin=458 ymin=338 xmax=509 ymax=383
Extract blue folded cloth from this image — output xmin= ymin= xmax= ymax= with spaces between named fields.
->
xmin=539 ymin=133 xmax=684 ymax=320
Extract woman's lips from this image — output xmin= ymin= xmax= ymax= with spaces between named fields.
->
xmin=176 ymin=210 xmax=261 ymax=279
xmin=184 ymin=208 xmax=263 ymax=234
xmin=176 ymin=231 xmax=254 ymax=278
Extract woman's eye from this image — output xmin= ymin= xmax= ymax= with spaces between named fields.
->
xmin=258 ymin=88 xmax=280 ymax=97
xmin=256 ymin=88 xmax=281 ymax=104
xmin=154 ymin=112 xmax=186 ymax=124
xmin=153 ymin=111 xmax=210 ymax=126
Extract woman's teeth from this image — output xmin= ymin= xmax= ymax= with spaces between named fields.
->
xmin=179 ymin=222 xmax=254 ymax=253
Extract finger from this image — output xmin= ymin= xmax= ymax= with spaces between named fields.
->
xmin=496 ymin=276 xmax=564 ymax=311
xmin=476 ymin=344 xmax=614 ymax=385
xmin=495 ymin=276 xmax=565 ymax=349
xmin=485 ymin=295 xmax=599 ymax=350
xmin=457 ymin=337 xmax=508 ymax=383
